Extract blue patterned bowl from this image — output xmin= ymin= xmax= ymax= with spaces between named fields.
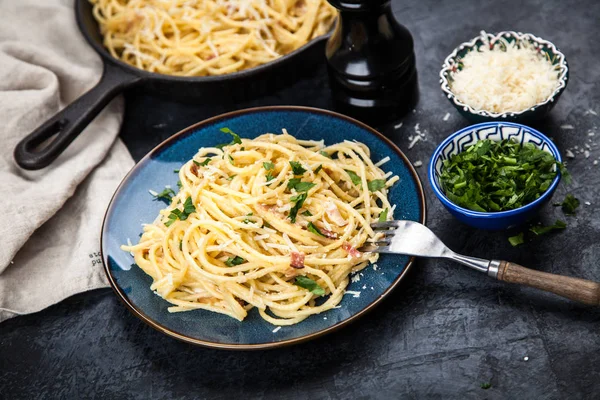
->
xmin=102 ymin=106 xmax=426 ymax=349
xmin=440 ymin=31 xmax=569 ymax=123
xmin=428 ymin=122 xmax=562 ymax=230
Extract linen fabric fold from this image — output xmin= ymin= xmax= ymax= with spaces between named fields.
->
xmin=0 ymin=0 xmax=134 ymax=322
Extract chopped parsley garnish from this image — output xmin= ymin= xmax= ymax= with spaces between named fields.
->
xmin=555 ymin=193 xmax=579 ymax=215
xmin=307 ymin=222 xmax=325 ymax=237
xmin=319 ymin=150 xmax=331 ymax=158
xmin=227 ymin=175 xmax=236 ymax=181
xmin=173 ymin=169 xmax=179 ymax=173
xmin=196 ymin=158 xmax=211 ymax=167
xmin=287 ymin=177 xmax=301 ymax=189
xmin=243 ymin=213 xmax=253 ymax=224
xmin=176 ymin=180 xmax=183 ymax=189
xmin=314 ymin=165 xmax=323 ymax=174
xmin=378 ymin=208 xmax=389 ymax=222
xmin=346 ymin=170 xmax=386 ymax=192
xmin=439 ymin=139 xmax=565 ymax=212
xmin=164 ymin=196 xmax=196 ymax=227
xmin=294 ymin=276 xmax=325 ymax=296
xmin=179 ymin=240 xmax=183 ymax=251
xmin=480 ymin=383 xmax=492 ymax=390
xmin=290 ymin=161 xmax=307 ymax=175
xmin=345 ymin=170 xmax=362 ymax=186
xmin=225 ymin=256 xmax=246 ymax=267
xmin=508 ymin=233 xmax=525 ymax=247
xmin=215 ymin=127 xmax=242 ymax=148
xmin=508 ymin=219 xmax=567 ymax=245
xmin=288 ymin=180 xmax=316 ymax=193
xmin=263 ymin=161 xmax=275 ymax=170
xmin=265 ymin=172 xmax=275 ymax=182
xmin=302 ymin=210 xmax=313 ymax=217
xmin=152 ymin=187 xmax=175 ymax=203
xmin=289 ymin=192 xmax=307 ymax=223
xmin=228 ymin=154 xmax=234 ymax=164
xmin=367 ymin=179 xmax=386 ymax=192
xmin=529 ymin=219 xmax=566 ymax=236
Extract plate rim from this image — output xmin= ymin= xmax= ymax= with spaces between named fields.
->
xmin=101 ymin=105 xmax=427 ymax=350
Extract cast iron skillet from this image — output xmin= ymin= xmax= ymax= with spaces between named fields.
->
xmin=14 ymin=0 xmax=330 ymax=170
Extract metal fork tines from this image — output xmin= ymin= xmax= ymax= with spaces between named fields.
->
xmin=359 ymin=220 xmax=493 ymax=274
xmin=357 ymin=221 xmax=600 ymax=307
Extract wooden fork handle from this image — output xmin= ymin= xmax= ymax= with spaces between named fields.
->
xmin=496 ymin=261 xmax=600 ymax=306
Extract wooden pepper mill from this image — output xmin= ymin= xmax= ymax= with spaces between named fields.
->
xmin=326 ymin=0 xmax=419 ymax=124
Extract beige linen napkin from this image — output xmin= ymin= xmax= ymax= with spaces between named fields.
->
xmin=0 ymin=0 xmax=134 ymax=321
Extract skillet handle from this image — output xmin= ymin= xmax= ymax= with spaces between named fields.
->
xmin=496 ymin=260 xmax=600 ymax=306
xmin=14 ymin=62 xmax=141 ymax=170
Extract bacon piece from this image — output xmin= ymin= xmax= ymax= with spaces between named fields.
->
xmin=290 ymin=252 xmax=305 ymax=269
xmin=325 ymin=200 xmax=347 ymax=226
xmin=320 ymin=228 xmax=338 ymax=239
xmin=190 ymin=163 xmax=199 ymax=176
xmin=342 ymin=242 xmax=361 ymax=258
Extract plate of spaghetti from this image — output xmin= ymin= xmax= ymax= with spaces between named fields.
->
xmin=102 ymin=106 xmax=426 ymax=349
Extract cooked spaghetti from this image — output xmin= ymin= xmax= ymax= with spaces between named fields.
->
xmin=90 ymin=0 xmax=337 ymax=76
xmin=122 ymin=129 xmax=397 ymax=325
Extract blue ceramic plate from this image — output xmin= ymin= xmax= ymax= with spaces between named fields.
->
xmin=102 ymin=106 xmax=426 ymax=349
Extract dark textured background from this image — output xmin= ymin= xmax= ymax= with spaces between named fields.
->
xmin=2 ymin=0 xmax=600 ymax=399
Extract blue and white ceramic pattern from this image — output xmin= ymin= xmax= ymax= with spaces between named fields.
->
xmin=102 ymin=106 xmax=426 ymax=349
xmin=428 ymin=122 xmax=562 ymax=230
xmin=440 ymin=31 xmax=569 ymax=123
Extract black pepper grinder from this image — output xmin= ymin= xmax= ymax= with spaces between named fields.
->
xmin=326 ymin=0 xmax=418 ymax=125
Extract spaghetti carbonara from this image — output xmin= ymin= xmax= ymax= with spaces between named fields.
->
xmin=90 ymin=0 xmax=337 ymax=76
xmin=122 ymin=129 xmax=397 ymax=325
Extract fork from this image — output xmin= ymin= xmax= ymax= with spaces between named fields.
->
xmin=359 ymin=220 xmax=600 ymax=306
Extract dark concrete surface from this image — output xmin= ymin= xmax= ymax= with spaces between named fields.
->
xmin=2 ymin=0 xmax=600 ymax=399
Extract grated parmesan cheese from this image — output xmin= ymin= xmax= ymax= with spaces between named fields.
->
xmin=272 ymin=326 xmax=281 ymax=333
xmin=344 ymin=290 xmax=361 ymax=298
xmin=443 ymin=112 xmax=450 ymax=121
xmin=413 ymin=160 xmax=423 ymax=167
xmin=408 ymin=135 xmax=422 ymax=149
xmin=450 ymin=35 xmax=561 ymax=114
xmin=282 ymin=233 xmax=298 ymax=253
xmin=374 ymin=156 xmax=390 ymax=167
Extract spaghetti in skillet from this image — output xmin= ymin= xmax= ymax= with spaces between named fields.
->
xmin=90 ymin=0 xmax=337 ymax=76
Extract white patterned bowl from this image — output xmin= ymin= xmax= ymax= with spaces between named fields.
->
xmin=428 ymin=122 xmax=562 ymax=230
xmin=440 ymin=31 xmax=569 ymax=123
